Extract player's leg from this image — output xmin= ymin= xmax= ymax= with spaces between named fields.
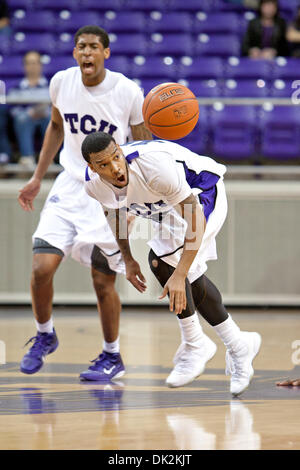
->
xmin=79 ymin=246 xmax=125 ymax=381
xmin=20 ymin=239 xmax=63 ymax=374
xmin=191 ymin=274 xmax=261 ymax=396
xmin=148 ymin=249 xmax=217 ymax=388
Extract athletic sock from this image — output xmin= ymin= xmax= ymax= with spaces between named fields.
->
xmin=177 ymin=311 xmax=204 ymax=347
xmin=35 ymin=318 xmax=54 ymax=334
xmin=213 ymin=315 xmax=245 ymax=353
xmin=103 ymin=337 xmax=120 ymax=354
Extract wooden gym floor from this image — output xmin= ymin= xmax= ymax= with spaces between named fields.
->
xmin=0 ymin=307 xmax=299 ymax=450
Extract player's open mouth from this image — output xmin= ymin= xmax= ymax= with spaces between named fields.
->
xmin=117 ymin=175 xmax=125 ymax=183
xmin=82 ymin=62 xmax=94 ymax=72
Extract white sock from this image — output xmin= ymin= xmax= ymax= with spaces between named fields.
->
xmin=35 ymin=318 xmax=54 ymax=334
xmin=213 ymin=315 xmax=245 ymax=353
xmin=103 ymin=337 xmax=120 ymax=354
xmin=177 ymin=312 xmax=204 ymax=347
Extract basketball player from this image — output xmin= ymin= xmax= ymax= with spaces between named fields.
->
xmin=81 ymin=132 xmax=262 ymax=396
xmin=18 ymin=26 xmax=152 ymax=380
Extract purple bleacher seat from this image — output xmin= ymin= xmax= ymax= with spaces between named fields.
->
xmin=168 ymin=0 xmax=212 ymax=11
xmin=147 ymin=12 xmax=192 ymax=33
xmin=103 ymin=12 xmax=146 ymax=33
xmin=260 ymin=105 xmax=300 ymax=160
xmin=173 ymin=110 xmax=209 ymax=155
xmin=3 ymin=78 xmax=20 ymax=92
xmin=8 ymin=0 xmax=32 ymax=10
xmin=149 ymin=33 xmax=193 ymax=57
xmin=11 ymin=11 xmax=56 ymax=33
xmin=35 ymin=0 xmax=79 ymax=11
xmin=57 ymin=12 xmax=103 ymax=33
xmin=210 ymin=105 xmax=257 ymax=160
xmin=80 ymin=0 xmax=122 ymax=11
xmin=105 ymin=56 xmax=129 ymax=75
xmin=272 ymin=58 xmax=300 ymax=80
xmin=124 ymin=0 xmax=169 ymax=12
xmin=214 ymin=0 xmax=249 ymax=12
xmin=0 ymin=55 xmax=24 ymax=78
xmin=223 ymin=79 xmax=269 ymax=97
xmin=193 ymin=12 xmax=240 ymax=35
xmin=225 ymin=57 xmax=271 ymax=80
xmin=0 ymin=36 xmax=11 ymax=55
xmin=42 ymin=56 xmax=77 ymax=78
xmin=130 ymin=56 xmax=177 ymax=79
xmin=56 ymin=33 xmax=75 ymax=55
xmin=278 ymin=0 xmax=299 ymax=15
xmin=11 ymin=33 xmax=56 ymax=55
xmin=195 ymin=34 xmax=241 ymax=57
xmin=109 ymin=34 xmax=148 ymax=56
xmin=183 ymin=79 xmax=222 ymax=98
xmin=177 ymin=57 xmax=224 ymax=79
xmin=137 ymin=78 xmax=169 ymax=95
xmin=270 ymin=79 xmax=297 ymax=98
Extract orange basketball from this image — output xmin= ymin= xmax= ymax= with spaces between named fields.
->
xmin=142 ymin=82 xmax=199 ymax=140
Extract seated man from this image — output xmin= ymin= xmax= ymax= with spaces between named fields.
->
xmin=9 ymin=50 xmax=50 ymax=168
xmin=81 ymin=132 xmax=262 ymax=397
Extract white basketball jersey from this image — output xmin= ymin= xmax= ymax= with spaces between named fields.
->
xmin=50 ymin=66 xmax=144 ymax=181
xmin=85 ymin=139 xmax=227 ymax=223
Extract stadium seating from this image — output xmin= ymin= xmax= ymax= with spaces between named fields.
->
xmin=149 ymin=33 xmax=194 ymax=57
xmin=57 ymin=12 xmax=103 ymax=33
xmin=130 ymin=56 xmax=177 ymax=80
xmin=195 ymin=34 xmax=241 ymax=57
xmin=177 ymin=57 xmax=224 ymax=80
xmin=193 ymin=12 xmax=240 ymax=35
xmin=260 ymin=105 xmax=300 ymax=160
xmin=0 ymin=56 xmax=24 ymax=78
xmin=3 ymin=0 xmax=300 ymax=163
xmin=173 ymin=110 xmax=209 ymax=155
xmin=147 ymin=12 xmax=192 ymax=33
xmin=210 ymin=105 xmax=258 ymax=160
xmin=223 ymin=79 xmax=269 ymax=98
xmin=224 ymin=57 xmax=272 ymax=80
xmin=103 ymin=12 xmax=146 ymax=33
xmin=11 ymin=33 xmax=56 ymax=55
xmin=11 ymin=10 xmax=56 ymax=32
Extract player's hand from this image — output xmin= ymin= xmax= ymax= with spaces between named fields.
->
xmin=159 ymin=272 xmax=187 ymax=315
xmin=18 ymin=176 xmax=41 ymax=211
xmin=125 ymin=259 xmax=147 ymax=293
xmin=276 ymin=378 xmax=300 ymax=386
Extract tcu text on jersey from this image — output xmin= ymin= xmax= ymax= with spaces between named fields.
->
xmin=64 ymin=113 xmax=118 ymax=135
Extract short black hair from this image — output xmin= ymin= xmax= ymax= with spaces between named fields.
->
xmin=81 ymin=131 xmax=115 ymax=163
xmin=74 ymin=25 xmax=110 ymax=49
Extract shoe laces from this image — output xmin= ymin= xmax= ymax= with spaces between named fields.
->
xmin=23 ymin=333 xmax=53 ymax=356
xmin=90 ymin=352 xmax=118 ymax=370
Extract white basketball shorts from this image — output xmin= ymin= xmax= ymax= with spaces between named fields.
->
xmin=148 ymin=179 xmax=228 ymax=283
xmin=33 ymin=170 xmax=123 ymax=271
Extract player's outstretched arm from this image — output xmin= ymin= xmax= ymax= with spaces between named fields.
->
xmin=159 ymin=194 xmax=206 ymax=315
xmin=18 ymin=106 xmax=64 ymax=211
xmin=111 ymin=209 xmax=146 ymax=293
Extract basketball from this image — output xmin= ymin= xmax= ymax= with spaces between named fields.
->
xmin=142 ymin=82 xmax=199 ymax=140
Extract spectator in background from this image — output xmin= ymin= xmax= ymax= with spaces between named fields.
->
xmin=0 ymin=0 xmax=11 ymax=36
xmin=0 ymin=104 xmax=12 ymax=164
xmin=286 ymin=6 xmax=300 ymax=57
xmin=242 ymin=0 xmax=289 ymax=59
xmin=9 ymin=51 xmax=50 ymax=168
